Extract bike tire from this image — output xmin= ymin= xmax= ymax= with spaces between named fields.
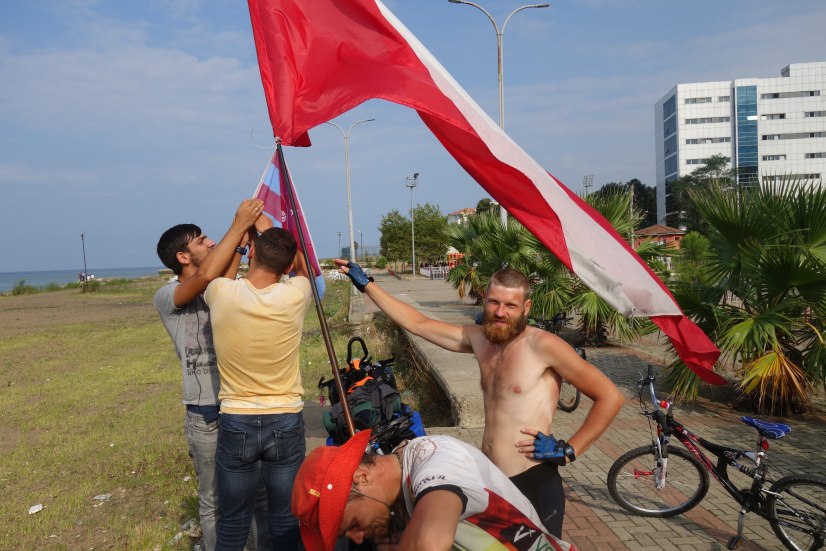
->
xmin=766 ymin=474 xmax=826 ymax=551
xmin=557 ymin=380 xmax=581 ymax=413
xmin=607 ymin=445 xmax=709 ymax=517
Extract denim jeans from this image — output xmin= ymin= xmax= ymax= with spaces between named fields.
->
xmin=185 ymin=409 xmax=220 ymax=551
xmin=184 ymin=409 xmax=272 ymax=551
xmin=216 ymin=412 xmax=305 ymax=551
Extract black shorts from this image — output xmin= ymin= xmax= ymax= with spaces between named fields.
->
xmin=510 ymin=462 xmax=565 ymax=538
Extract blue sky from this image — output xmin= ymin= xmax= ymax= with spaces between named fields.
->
xmin=1 ymin=0 xmax=825 ymax=272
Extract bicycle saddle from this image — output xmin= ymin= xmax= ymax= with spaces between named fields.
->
xmin=740 ymin=416 xmax=791 ymax=439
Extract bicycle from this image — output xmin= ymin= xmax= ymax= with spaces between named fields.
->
xmin=528 ymin=312 xmax=584 ymax=413
xmin=607 ymin=364 xmax=826 ymax=550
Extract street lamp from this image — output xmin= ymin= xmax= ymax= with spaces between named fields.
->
xmin=357 ymin=230 xmax=363 ymax=262
xmin=406 ymin=173 xmax=419 ymax=278
xmin=448 ymin=0 xmax=549 ymax=226
xmin=80 ymin=233 xmax=88 ymax=292
xmin=337 ymin=231 xmax=342 ymax=258
xmin=325 ymin=118 xmax=375 ymax=263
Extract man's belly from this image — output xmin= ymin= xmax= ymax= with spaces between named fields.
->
xmin=482 ymin=404 xmax=554 ymax=477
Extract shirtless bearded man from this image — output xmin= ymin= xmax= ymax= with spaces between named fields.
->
xmin=336 ymin=260 xmax=624 ymax=537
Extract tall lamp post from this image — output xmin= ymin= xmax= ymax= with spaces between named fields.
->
xmin=325 ymin=118 xmax=375 ymax=263
xmin=448 ymin=0 xmax=549 ymax=226
xmin=406 ymin=173 xmax=419 ymax=278
xmin=337 ymin=231 xmax=342 ymax=258
xmin=357 ymin=230 xmax=363 ymax=262
xmin=80 ymin=233 xmax=88 ymax=292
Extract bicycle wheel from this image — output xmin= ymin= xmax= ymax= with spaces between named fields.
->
xmin=557 ymin=379 xmax=581 ymax=412
xmin=608 ymin=445 xmax=709 ymax=517
xmin=767 ymin=474 xmax=826 ymax=551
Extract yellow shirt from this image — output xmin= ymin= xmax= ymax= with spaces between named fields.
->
xmin=205 ymin=276 xmax=312 ymax=414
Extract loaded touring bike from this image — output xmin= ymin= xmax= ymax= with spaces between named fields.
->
xmin=607 ymin=365 xmax=826 ymax=550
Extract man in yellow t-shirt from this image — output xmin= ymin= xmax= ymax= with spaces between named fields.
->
xmin=205 ymin=227 xmax=312 ymax=551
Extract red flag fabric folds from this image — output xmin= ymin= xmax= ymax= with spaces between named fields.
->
xmin=247 ymin=0 xmax=724 ymax=384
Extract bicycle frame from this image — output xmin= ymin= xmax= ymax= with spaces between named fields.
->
xmin=643 ymin=374 xmax=772 ymax=518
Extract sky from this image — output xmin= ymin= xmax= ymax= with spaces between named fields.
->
xmin=1 ymin=1 xmax=825 ymax=272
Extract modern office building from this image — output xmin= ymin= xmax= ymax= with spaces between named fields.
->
xmin=654 ymin=62 xmax=826 ymax=224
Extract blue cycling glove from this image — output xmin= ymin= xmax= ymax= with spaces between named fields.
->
xmin=533 ymin=432 xmax=576 ymax=466
xmin=345 ymin=261 xmax=374 ymax=293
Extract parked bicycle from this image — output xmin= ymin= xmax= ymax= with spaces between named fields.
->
xmin=607 ymin=364 xmax=826 ymax=550
xmin=528 ymin=312 xmax=584 ymax=413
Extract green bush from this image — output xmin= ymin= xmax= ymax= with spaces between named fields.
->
xmin=10 ymin=279 xmax=37 ymax=295
xmin=375 ymin=256 xmax=388 ymax=269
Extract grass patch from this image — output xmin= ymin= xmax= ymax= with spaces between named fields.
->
xmin=0 ymin=276 xmax=448 ymax=549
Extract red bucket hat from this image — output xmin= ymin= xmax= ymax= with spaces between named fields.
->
xmin=291 ymin=430 xmax=373 ymax=551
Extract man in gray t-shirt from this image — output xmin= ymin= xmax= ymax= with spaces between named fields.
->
xmin=154 ymin=199 xmax=269 ymax=551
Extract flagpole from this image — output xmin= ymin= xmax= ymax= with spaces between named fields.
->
xmin=275 ymin=142 xmax=356 ymax=438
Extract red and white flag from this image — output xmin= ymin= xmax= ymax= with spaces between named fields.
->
xmin=247 ymin=0 xmax=723 ymax=383
xmin=254 ymin=148 xmax=325 ymax=298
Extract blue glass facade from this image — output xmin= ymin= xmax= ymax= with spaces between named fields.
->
xmin=735 ymin=86 xmax=758 ymax=184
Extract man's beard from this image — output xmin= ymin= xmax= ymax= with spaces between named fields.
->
xmin=482 ymin=311 xmax=528 ymax=345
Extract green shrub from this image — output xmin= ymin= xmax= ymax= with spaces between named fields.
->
xmin=375 ymin=256 xmax=388 ymax=269
xmin=10 ymin=280 xmax=37 ymax=295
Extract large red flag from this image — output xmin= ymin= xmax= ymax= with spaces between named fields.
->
xmin=247 ymin=0 xmax=724 ymax=384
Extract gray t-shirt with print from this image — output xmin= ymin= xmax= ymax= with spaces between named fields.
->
xmin=153 ymin=280 xmax=220 ymax=406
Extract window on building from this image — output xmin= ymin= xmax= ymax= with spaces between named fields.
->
xmin=763 ymin=132 xmax=824 ymax=140
xmin=761 ymin=113 xmax=786 ymax=120
xmin=664 ymin=116 xmax=676 ymax=137
xmin=761 ymin=90 xmax=821 ymax=99
xmin=684 ymin=97 xmax=712 ymax=104
xmin=664 ymin=134 xmax=677 ymax=156
xmin=804 ymin=111 xmax=826 ymax=117
xmin=665 ymin=155 xmax=678 ymax=175
xmin=663 ymin=96 xmax=676 ymax=119
xmin=685 ymin=137 xmax=731 ymax=144
xmin=805 ymin=152 xmax=826 ymax=159
xmin=686 ymin=117 xmax=730 ymax=124
xmin=762 ymin=155 xmax=787 ymax=161
xmin=763 ymin=174 xmax=821 ymax=183
xmin=718 ymin=96 xmax=730 ymax=102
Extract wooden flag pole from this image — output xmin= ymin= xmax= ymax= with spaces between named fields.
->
xmin=275 ymin=141 xmax=356 ymax=438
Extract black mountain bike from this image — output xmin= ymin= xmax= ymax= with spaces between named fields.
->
xmin=529 ymin=312 xmax=584 ymax=413
xmin=607 ymin=365 xmax=826 ymax=550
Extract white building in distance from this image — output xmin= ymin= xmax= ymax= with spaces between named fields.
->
xmin=655 ymin=62 xmax=825 ymax=224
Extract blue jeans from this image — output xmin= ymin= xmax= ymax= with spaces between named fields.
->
xmin=184 ymin=409 xmax=271 ymax=551
xmin=216 ymin=412 xmax=305 ymax=551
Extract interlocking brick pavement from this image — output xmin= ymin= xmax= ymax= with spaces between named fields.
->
xmin=339 ymin=272 xmax=826 ymax=550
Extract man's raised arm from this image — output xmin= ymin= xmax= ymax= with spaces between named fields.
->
xmin=335 ymin=259 xmax=472 ymax=354
xmin=173 ymin=198 xmax=263 ymax=307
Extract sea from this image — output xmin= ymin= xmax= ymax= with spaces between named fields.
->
xmin=0 ymin=266 xmax=165 ymax=293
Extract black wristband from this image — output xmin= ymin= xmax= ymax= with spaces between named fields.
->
xmin=235 ymin=246 xmax=248 ymax=256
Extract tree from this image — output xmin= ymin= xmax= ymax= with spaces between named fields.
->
xmin=447 ymin=190 xmax=661 ymax=346
xmin=476 ymin=198 xmax=493 ymax=214
xmin=412 ymin=203 xmax=449 ymax=264
xmin=379 ymin=210 xmax=410 ymax=264
xmin=665 ymin=155 xmax=734 ymax=233
xmin=666 ymin=177 xmax=826 ymax=414
xmin=592 ymin=179 xmax=657 ymax=228
xmin=379 ymin=204 xmax=449 ymax=269
xmin=671 ymin=231 xmax=711 ymax=285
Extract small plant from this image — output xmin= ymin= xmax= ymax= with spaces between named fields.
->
xmin=375 ymin=256 xmax=388 ymax=269
xmin=10 ymin=280 xmax=37 ymax=295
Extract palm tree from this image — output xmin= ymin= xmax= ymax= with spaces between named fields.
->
xmin=447 ymin=188 xmax=662 ymax=347
xmin=666 ymin=178 xmax=826 ymax=414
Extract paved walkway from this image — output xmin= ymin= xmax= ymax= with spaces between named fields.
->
xmin=323 ymin=272 xmax=826 ymax=550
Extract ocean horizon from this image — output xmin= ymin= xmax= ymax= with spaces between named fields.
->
xmin=0 ymin=266 xmax=165 ymax=293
